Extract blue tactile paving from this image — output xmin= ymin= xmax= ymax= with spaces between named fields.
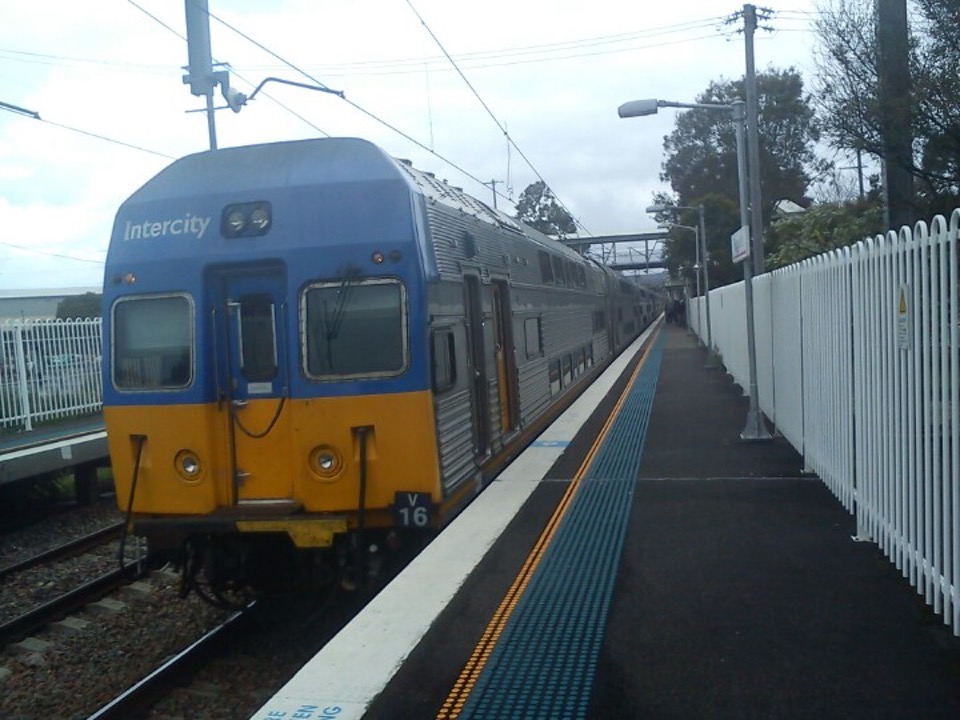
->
xmin=458 ymin=332 xmax=665 ymax=719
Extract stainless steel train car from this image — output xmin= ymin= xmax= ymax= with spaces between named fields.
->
xmin=102 ymin=137 xmax=660 ymax=604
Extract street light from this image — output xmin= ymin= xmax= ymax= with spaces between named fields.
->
xmin=619 ymin=97 xmax=769 ymax=441
xmin=648 ymin=203 xmax=717 ymax=368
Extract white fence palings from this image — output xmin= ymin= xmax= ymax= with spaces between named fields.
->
xmin=0 ymin=318 xmax=103 ymax=431
xmin=700 ymin=209 xmax=960 ymax=636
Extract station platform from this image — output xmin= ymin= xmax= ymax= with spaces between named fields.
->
xmin=253 ymin=322 xmax=960 ymax=720
xmin=0 ymin=414 xmax=106 ymax=490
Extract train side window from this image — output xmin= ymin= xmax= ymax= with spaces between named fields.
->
xmin=538 ymin=251 xmax=554 ymax=283
xmin=112 ymin=294 xmax=193 ymax=390
xmin=549 ymin=359 xmax=561 ymax=396
xmin=562 ymin=354 xmax=573 ymax=386
xmin=524 ymin=317 xmax=542 ymax=359
xmin=551 ymin=256 xmax=564 ymax=285
xmin=593 ymin=310 xmax=606 ymax=332
xmin=431 ymin=328 xmax=457 ymax=393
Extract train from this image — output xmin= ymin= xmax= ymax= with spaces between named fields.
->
xmin=101 ymin=137 xmax=661 ymax=606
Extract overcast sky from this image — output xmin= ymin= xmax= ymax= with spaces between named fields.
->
xmin=0 ymin=0 xmax=822 ymax=291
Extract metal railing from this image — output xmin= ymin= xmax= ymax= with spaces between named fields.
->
xmin=691 ymin=209 xmax=960 ymax=636
xmin=0 ymin=318 xmax=103 ymax=431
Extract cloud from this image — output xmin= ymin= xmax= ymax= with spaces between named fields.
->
xmin=0 ymin=0 xmax=820 ymax=290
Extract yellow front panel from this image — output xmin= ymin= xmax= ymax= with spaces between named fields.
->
xmin=106 ymin=389 xmax=442 ymax=523
xmin=105 ymin=403 xmax=228 ymax=515
xmin=290 ymin=390 xmax=441 ymax=514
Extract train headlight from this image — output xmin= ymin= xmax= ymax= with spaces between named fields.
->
xmin=224 ymin=209 xmax=247 ymax=236
xmin=175 ymin=450 xmax=203 ymax=482
xmin=250 ymin=206 xmax=271 ymax=232
xmin=309 ymin=445 xmax=343 ymax=479
xmin=221 ymin=201 xmax=272 ymax=238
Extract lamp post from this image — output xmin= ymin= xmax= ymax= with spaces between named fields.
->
xmin=619 ymin=97 xmax=770 ymax=441
xmin=648 ymin=203 xmax=717 ymax=368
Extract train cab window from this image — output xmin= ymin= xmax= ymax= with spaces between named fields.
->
xmin=431 ymin=328 xmax=457 ymax=393
xmin=302 ymin=278 xmax=407 ymax=379
xmin=112 ymin=295 xmax=193 ymax=390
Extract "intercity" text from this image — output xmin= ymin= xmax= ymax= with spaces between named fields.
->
xmin=124 ymin=213 xmax=211 ymax=241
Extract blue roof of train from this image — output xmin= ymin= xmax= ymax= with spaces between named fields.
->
xmin=124 ymin=137 xmax=403 ymax=201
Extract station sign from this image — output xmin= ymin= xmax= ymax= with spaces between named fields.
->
xmin=731 ymin=226 xmax=750 ymax=263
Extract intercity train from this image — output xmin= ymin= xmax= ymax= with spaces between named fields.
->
xmin=102 ymin=137 xmax=660 ymax=605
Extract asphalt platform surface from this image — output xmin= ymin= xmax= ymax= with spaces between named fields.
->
xmin=368 ymin=323 xmax=960 ymax=719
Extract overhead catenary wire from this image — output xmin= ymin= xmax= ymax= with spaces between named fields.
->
xmin=403 ymin=0 xmax=590 ymax=235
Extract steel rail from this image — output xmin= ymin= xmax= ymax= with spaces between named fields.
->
xmin=86 ymin=606 xmax=253 ymax=720
xmin=0 ymin=562 xmax=145 ymax=647
xmin=0 ymin=522 xmax=125 ymax=581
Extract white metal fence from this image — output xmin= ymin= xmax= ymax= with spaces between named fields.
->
xmin=691 ymin=209 xmax=960 ymax=636
xmin=0 ymin=318 xmax=103 ymax=431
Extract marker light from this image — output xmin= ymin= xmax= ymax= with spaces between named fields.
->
xmin=310 ymin=445 xmax=343 ymax=478
xmin=371 ymin=251 xmax=385 ymax=265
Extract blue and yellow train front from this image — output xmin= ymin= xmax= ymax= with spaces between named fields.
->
xmin=102 ymin=138 xmax=443 ymax=599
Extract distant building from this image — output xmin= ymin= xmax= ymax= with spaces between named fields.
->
xmin=0 ymin=288 xmax=101 ymax=321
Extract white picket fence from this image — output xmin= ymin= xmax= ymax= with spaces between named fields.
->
xmin=691 ymin=209 xmax=960 ymax=636
xmin=0 ymin=318 xmax=103 ymax=431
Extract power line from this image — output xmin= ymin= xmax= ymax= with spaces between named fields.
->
xmin=404 ymin=0 xmax=589 ymax=233
xmin=0 ymin=101 xmax=176 ymax=158
xmin=0 ymin=240 xmax=104 ymax=265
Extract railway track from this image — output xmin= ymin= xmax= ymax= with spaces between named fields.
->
xmin=0 ymin=521 xmax=148 ymax=648
xmin=0 ymin=522 xmax=124 ymax=581
xmin=87 ymin=606 xmax=253 ymax=720
xmin=0 ymin=561 xmax=146 ymax=648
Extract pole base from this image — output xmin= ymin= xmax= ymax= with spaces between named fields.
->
xmin=740 ymin=408 xmax=772 ymax=441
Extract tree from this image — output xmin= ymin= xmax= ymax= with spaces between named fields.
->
xmin=56 ymin=293 xmax=102 ymax=319
xmin=657 ymin=68 xmax=826 ymax=286
xmin=651 ymin=193 xmax=744 ymax=290
xmin=813 ymin=0 xmax=960 ymax=217
xmin=514 ymin=181 xmax=577 ymax=238
xmin=661 ymin=68 xmax=826 ymax=224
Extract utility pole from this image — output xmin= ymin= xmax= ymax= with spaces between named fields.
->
xmin=483 ymin=179 xmax=502 ymax=209
xmin=876 ymin=0 xmax=915 ymax=230
xmin=183 ymin=0 xmax=218 ymax=150
xmin=743 ymin=4 xmax=765 ymax=275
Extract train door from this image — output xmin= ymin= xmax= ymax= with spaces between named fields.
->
xmin=464 ymin=274 xmax=490 ymax=457
xmin=491 ymin=280 xmax=517 ymax=434
xmin=212 ymin=266 xmax=292 ymax=503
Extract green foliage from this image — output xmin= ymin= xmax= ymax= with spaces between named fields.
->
xmin=514 ymin=181 xmax=577 ymax=238
xmin=765 ymin=200 xmax=885 ymax=269
xmin=56 ymin=292 xmax=102 ymax=319
xmin=661 ymin=68 xmax=826 ymax=224
xmin=654 ymin=194 xmax=745 ymax=290
xmin=813 ymin=0 xmax=960 ymax=216
xmin=656 ymin=68 xmax=827 ymax=285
